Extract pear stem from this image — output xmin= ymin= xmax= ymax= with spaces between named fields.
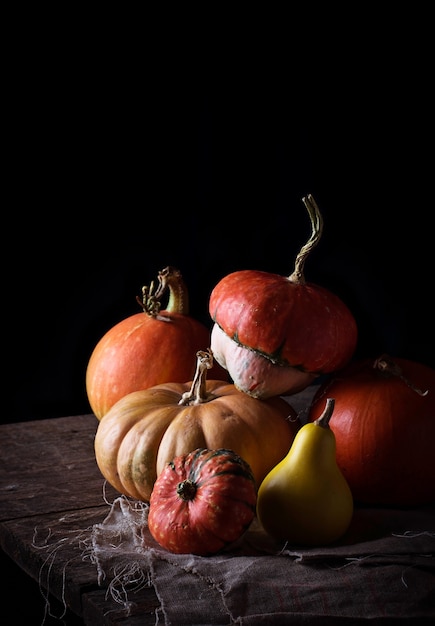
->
xmin=314 ymin=397 xmax=335 ymax=428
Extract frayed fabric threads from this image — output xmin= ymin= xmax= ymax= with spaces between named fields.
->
xmin=32 ymin=521 xmax=95 ymax=624
xmin=31 ymin=495 xmax=155 ymax=624
xmin=91 ymin=496 xmax=150 ymax=585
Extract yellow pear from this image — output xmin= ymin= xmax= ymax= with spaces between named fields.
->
xmin=256 ymin=397 xmax=353 ymax=546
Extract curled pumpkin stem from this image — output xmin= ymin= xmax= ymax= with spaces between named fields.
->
xmin=136 ymin=266 xmax=188 ymax=321
xmin=374 ymin=354 xmax=429 ymax=396
xmin=155 ymin=266 xmax=190 ymax=315
xmin=288 ymin=194 xmax=324 ymax=285
xmin=136 ymin=280 xmax=162 ymax=317
xmin=179 ymin=349 xmax=214 ymax=406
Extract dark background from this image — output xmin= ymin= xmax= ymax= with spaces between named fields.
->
xmin=1 ymin=17 xmax=434 ymax=626
xmin=5 ymin=31 xmax=434 ymax=426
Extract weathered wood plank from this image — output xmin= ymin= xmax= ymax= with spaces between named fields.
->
xmin=0 ymin=414 xmax=119 ymax=521
xmin=1 ymin=502 xmax=161 ymax=624
xmin=1 ymin=504 xmax=161 ymax=624
xmin=1 ymin=507 xmax=109 ymax=615
xmin=0 ymin=413 xmax=130 ymax=622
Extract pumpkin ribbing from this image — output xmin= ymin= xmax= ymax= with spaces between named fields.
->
xmin=148 ymin=447 xmax=257 ymax=555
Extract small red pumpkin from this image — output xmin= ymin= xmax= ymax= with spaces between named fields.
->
xmin=308 ymin=354 xmax=435 ymax=506
xmin=209 ymin=195 xmax=358 ymax=399
xmin=148 ymin=447 xmax=257 ymax=555
xmin=86 ymin=266 xmax=227 ymax=419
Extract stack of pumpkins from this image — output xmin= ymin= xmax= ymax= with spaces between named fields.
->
xmin=86 ymin=196 xmax=435 ymax=556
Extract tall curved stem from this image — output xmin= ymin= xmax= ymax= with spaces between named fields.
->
xmin=288 ymin=194 xmax=324 ymax=285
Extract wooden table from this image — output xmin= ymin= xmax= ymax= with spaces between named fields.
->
xmin=1 ymin=400 xmax=434 ymax=625
xmin=0 ymin=413 xmax=160 ymax=624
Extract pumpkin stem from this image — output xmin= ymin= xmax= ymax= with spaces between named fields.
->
xmin=313 ymin=397 xmax=335 ymax=428
xmin=373 ymin=354 xmax=429 ymax=396
xmin=288 ymin=194 xmax=324 ymax=285
xmin=136 ymin=266 xmax=189 ymax=320
xmin=179 ymin=349 xmax=214 ymax=406
xmin=176 ymin=479 xmax=197 ymax=501
xmin=156 ymin=266 xmax=190 ymax=315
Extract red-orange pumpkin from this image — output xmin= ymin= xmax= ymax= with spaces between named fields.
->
xmin=148 ymin=447 xmax=257 ymax=555
xmin=86 ymin=266 xmax=227 ymax=419
xmin=308 ymin=354 xmax=435 ymax=506
xmin=209 ymin=195 xmax=358 ymax=399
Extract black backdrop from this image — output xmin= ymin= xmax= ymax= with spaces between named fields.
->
xmin=5 ymin=40 xmax=434 ymax=425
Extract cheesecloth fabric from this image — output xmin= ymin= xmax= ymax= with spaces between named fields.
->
xmin=89 ymin=494 xmax=435 ymax=625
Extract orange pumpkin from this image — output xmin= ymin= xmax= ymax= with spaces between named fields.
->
xmin=94 ymin=350 xmax=299 ymax=502
xmin=86 ymin=266 xmax=227 ymax=419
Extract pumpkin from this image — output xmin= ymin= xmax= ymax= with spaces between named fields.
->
xmin=86 ymin=266 xmax=227 ymax=419
xmin=94 ymin=349 xmax=299 ymax=502
xmin=209 ymin=194 xmax=358 ymax=399
xmin=148 ymin=447 xmax=257 ymax=555
xmin=308 ymin=354 xmax=435 ymax=506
